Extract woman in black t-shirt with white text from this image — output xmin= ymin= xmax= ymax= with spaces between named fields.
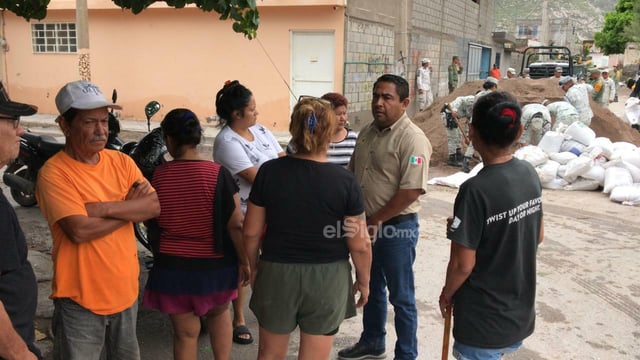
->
xmin=440 ymin=91 xmax=545 ymax=360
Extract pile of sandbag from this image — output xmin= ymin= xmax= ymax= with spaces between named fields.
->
xmin=515 ymin=122 xmax=640 ymax=206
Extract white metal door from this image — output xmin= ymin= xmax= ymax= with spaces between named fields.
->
xmin=467 ymin=45 xmax=482 ymax=82
xmin=291 ymin=31 xmax=335 ymax=109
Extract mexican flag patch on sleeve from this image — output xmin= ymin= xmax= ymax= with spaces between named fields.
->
xmin=409 ymin=156 xmax=422 ymax=165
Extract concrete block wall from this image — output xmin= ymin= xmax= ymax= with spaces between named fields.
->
xmin=342 ymin=0 xmax=495 ymax=121
xmin=410 ymin=0 xmax=485 ymax=100
xmin=344 ymin=17 xmax=396 ymax=127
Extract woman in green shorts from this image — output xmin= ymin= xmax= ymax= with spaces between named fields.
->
xmin=243 ymin=97 xmax=372 ymax=359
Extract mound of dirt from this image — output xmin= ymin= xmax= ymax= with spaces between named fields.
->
xmin=413 ymin=78 xmax=640 ymax=165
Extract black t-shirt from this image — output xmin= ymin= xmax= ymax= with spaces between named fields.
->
xmin=0 ymin=192 xmax=40 ymax=357
xmin=447 ymin=158 xmax=543 ymax=348
xmin=249 ymin=156 xmax=364 ymax=263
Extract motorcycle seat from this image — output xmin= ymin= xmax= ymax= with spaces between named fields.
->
xmin=23 ymin=132 xmax=65 ymax=154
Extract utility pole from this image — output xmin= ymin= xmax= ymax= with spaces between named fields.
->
xmin=540 ymin=0 xmax=549 ymax=46
xmin=76 ymin=0 xmax=91 ymax=81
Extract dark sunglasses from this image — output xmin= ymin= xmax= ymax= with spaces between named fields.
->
xmin=0 ymin=116 xmax=20 ymax=129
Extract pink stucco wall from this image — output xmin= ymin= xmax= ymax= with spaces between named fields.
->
xmin=1 ymin=4 xmax=345 ymax=131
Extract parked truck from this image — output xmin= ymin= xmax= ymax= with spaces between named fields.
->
xmin=520 ymin=46 xmax=584 ymax=80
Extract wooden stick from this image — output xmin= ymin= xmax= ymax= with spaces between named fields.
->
xmin=441 ymin=304 xmax=452 ymax=360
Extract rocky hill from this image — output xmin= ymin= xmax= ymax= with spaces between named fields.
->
xmin=494 ymin=0 xmax=618 ymax=40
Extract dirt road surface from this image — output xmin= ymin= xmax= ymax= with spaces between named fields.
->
xmin=7 ymin=164 xmax=639 ymax=359
xmin=8 ymin=89 xmax=640 ymax=359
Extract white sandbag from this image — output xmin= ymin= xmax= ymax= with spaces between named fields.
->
xmin=557 ymin=164 xmax=567 ymax=178
xmin=426 ymin=163 xmax=484 ymax=188
xmin=536 ymin=160 xmax=560 ymax=183
xmin=581 ymin=165 xmax=606 ymax=186
xmin=564 ymin=121 xmax=596 ymax=146
xmin=586 ymin=146 xmax=607 ymax=161
xmin=564 ymin=177 xmax=601 ymax=191
xmin=468 ymin=162 xmax=484 ymax=176
xmin=621 ymin=150 xmax=640 ymax=169
xmin=603 ymin=159 xmax=640 ymax=183
xmin=549 ymin=152 xmax=577 ymax=165
xmin=559 ymin=139 xmax=586 ymax=154
xmin=537 ymin=131 xmax=565 ymax=154
xmin=514 ymin=145 xmax=549 ymax=167
xmin=542 ymin=177 xmax=569 ymax=190
xmin=626 ymin=97 xmax=640 ymax=126
xmin=588 ymin=137 xmax=614 ymax=159
xmin=609 ymin=184 xmax=640 ymax=206
xmin=563 ymin=155 xmax=593 ymax=182
xmin=602 ymin=166 xmax=633 ymax=194
xmin=623 ymin=162 xmax=640 ymax=183
xmin=611 ymin=141 xmax=638 ymax=154
xmin=427 ymin=172 xmax=474 ymax=188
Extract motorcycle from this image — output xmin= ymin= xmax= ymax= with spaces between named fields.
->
xmin=2 ymin=90 xmax=164 ymax=252
xmin=129 ymin=100 xmax=166 ymax=253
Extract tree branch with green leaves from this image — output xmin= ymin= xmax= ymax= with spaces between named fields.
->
xmin=594 ymin=0 xmax=635 ymax=55
xmin=0 ymin=0 xmax=259 ymax=39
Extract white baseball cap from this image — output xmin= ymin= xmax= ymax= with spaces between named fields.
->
xmin=55 ymin=80 xmax=122 ymax=114
xmin=485 ymin=77 xmax=499 ymax=85
xmin=507 ymin=68 xmax=516 ymax=74
xmin=558 ymin=76 xmax=573 ymax=86
xmin=421 ymin=58 xmax=431 ymax=64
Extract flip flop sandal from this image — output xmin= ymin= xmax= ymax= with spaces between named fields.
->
xmin=233 ymin=325 xmax=254 ymax=345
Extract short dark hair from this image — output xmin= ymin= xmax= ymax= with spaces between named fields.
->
xmin=373 ymin=74 xmax=410 ymax=101
xmin=482 ymin=82 xmax=497 ymax=90
xmin=215 ymin=80 xmax=253 ymax=127
xmin=161 ymin=108 xmax=203 ymax=149
xmin=471 ymin=91 xmax=522 ymax=148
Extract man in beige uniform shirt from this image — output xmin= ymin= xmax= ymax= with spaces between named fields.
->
xmin=339 ymin=74 xmax=432 ymax=360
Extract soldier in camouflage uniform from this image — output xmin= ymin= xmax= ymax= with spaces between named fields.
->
xmin=587 ymin=68 xmax=606 ymax=107
xmin=518 ymin=103 xmax=551 ymax=146
xmin=456 ymin=78 xmax=499 ymax=172
xmin=442 ymin=95 xmax=474 ymax=167
xmin=545 ymin=100 xmax=580 ymax=131
xmin=448 ymin=56 xmax=463 ymax=94
xmin=560 ymin=76 xmax=593 ymax=126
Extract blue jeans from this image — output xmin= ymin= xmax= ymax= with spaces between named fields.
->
xmin=453 ymin=340 xmax=522 ymax=360
xmin=360 ymin=217 xmax=419 ymax=360
xmin=52 ymin=298 xmax=140 ymax=360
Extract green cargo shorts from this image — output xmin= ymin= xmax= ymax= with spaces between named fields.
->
xmin=249 ymin=260 xmax=356 ymax=335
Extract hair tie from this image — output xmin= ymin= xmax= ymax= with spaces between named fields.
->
xmin=501 ymin=108 xmax=517 ymax=128
xmin=306 ymin=111 xmax=317 ymax=134
xmin=224 ymin=80 xmax=231 ymax=86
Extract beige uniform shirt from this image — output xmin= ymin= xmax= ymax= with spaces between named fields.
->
xmin=349 ymin=113 xmax=432 ymax=216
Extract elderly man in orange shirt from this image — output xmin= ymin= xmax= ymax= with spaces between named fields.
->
xmin=36 ymin=80 xmax=160 ymax=360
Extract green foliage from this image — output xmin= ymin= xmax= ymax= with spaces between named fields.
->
xmin=594 ymin=0 xmax=635 ymax=54
xmin=0 ymin=0 xmax=259 ymax=39
xmin=0 ymin=0 xmax=50 ymax=20
xmin=114 ymin=0 xmax=259 ymax=39
xmin=625 ymin=0 xmax=640 ymax=41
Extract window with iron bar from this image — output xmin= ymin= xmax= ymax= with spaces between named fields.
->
xmin=31 ymin=23 xmax=77 ymax=53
